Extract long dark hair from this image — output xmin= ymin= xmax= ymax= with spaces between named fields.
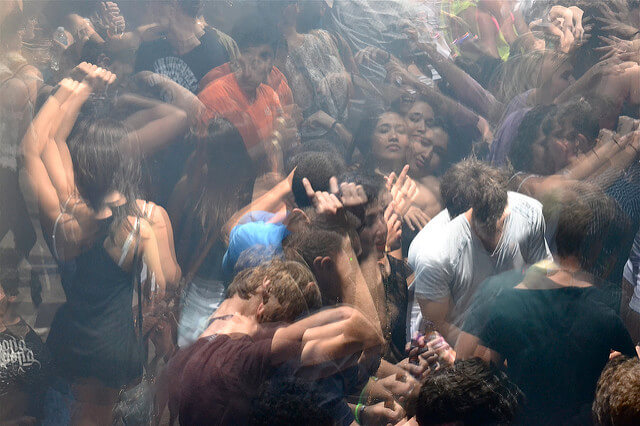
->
xmin=67 ymin=112 xmax=142 ymax=238
xmin=176 ymin=118 xmax=255 ymax=268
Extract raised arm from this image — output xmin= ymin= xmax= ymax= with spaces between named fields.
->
xmin=271 ymin=306 xmax=383 ymax=369
xmin=410 ymin=36 xmax=503 ymax=123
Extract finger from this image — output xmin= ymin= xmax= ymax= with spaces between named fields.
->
xmin=419 ymin=212 xmax=430 ymax=228
xmin=406 ymin=217 xmax=416 ymax=231
xmin=384 ymin=202 xmax=394 ymax=221
xmin=302 ymin=178 xmax=316 ymax=199
xmin=394 ymin=165 xmax=410 ymax=193
xmin=328 ymin=193 xmax=343 ymax=210
xmin=329 ymin=176 xmax=339 ymax=195
xmin=386 ymin=172 xmax=397 ymax=190
xmin=390 ymin=213 xmax=398 ymax=225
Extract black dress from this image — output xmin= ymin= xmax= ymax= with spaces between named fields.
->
xmin=382 ymin=255 xmax=410 ymax=363
xmin=47 ymin=237 xmax=143 ymax=389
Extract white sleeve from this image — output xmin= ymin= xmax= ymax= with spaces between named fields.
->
xmin=523 ymin=205 xmax=552 ymax=264
xmin=413 ymin=250 xmax=453 ymax=302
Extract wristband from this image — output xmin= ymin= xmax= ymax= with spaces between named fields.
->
xmin=330 ymin=119 xmax=340 ymax=133
xmin=355 ymin=403 xmax=365 ymax=425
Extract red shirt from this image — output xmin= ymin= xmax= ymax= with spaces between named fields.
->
xmin=198 ymin=72 xmax=283 ymax=157
xmin=199 ymin=63 xmax=294 ymax=108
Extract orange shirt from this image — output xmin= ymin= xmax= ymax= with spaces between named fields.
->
xmin=198 ymin=72 xmax=283 ymax=156
xmin=199 ymin=63 xmax=294 ymax=108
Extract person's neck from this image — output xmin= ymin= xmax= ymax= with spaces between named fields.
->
xmin=236 ymin=71 xmax=258 ymax=102
xmin=375 ymin=160 xmax=403 ymax=177
xmin=168 ymin=15 xmax=202 ymax=54
xmin=0 ymin=309 xmax=20 ymax=332
xmin=281 ymin=24 xmax=303 ymax=48
xmin=214 ymin=296 xmax=253 ymax=317
xmin=520 ymin=258 xmax=592 ymax=289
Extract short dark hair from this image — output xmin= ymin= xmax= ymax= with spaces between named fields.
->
xmin=593 ymin=356 xmax=640 ymax=426
xmin=416 ymin=358 xmax=524 ymax=426
xmin=252 ymin=375 xmax=334 ymax=426
xmin=556 ymin=98 xmax=600 ymax=144
xmin=549 ymin=185 xmax=593 ymax=261
xmin=440 ymin=158 xmax=507 ymax=225
xmin=291 ymin=151 xmax=346 ymax=208
xmin=440 ymin=158 xmax=504 ymax=218
xmin=283 ymin=227 xmax=344 ymax=272
xmin=230 ymin=12 xmax=279 ymax=51
xmin=176 ymin=0 xmax=204 ymax=18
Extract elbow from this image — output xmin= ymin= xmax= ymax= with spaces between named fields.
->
xmin=343 ymin=309 xmax=384 ymax=349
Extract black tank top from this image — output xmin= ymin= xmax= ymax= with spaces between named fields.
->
xmin=47 ymin=236 xmax=143 ymax=389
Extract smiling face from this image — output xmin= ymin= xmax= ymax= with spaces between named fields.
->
xmin=371 ymin=112 xmax=408 ymax=163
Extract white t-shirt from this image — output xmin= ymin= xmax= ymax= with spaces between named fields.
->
xmin=408 ymin=192 xmax=552 ymax=331
xmin=407 ymin=208 xmax=451 ymax=339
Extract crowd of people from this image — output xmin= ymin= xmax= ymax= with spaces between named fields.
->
xmin=1 ymin=0 xmax=640 ymax=424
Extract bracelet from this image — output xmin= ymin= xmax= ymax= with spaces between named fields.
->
xmin=330 ymin=119 xmax=340 ymax=133
xmin=355 ymin=403 xmax=365 ymax=425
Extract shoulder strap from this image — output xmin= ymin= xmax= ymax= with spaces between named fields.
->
xmin=118 ymin=218 xmax=140 ymax=267
xmin=130 ymin=219 xmax=146 ymax=368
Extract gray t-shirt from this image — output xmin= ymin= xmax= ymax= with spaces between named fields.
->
xmin=408 ymin=192 xmax=552 ymax=330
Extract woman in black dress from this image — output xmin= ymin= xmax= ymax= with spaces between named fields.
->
xmin=22 ymin=65 xmax=180 ymax=424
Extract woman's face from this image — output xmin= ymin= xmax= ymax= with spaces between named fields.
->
xmin=358 ymin=194 xmax=390 ymax=260
xmin=371 ymin=112 xmax=408 ymax=163
xmin=410 ymin=126 xmax=449 ymax=176
xmin=406 ymin=101 xmax=435 ymax=137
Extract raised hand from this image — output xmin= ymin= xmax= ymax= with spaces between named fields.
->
xmin=404 ymin=206 xmax=430 ymax=232
xmin=384 ymin=203 xmax=402 ymax=253
xmin=596 ymin=36 xmax=640 ymax=62
xmin=303 ymin=176 xmax=368 ymax=216
xmin=386 ymin=165 xmax=419 ymax=217
xmin=595 ymin=16 xmax=640 ymax=39
xmin=360 ymin=399 xmax=406 ymax=426
xmin=100 ymin=1 xmax=125 ymax=36
xmin=337 ymin=178 xmax=368 ymax=209
xmin=303 ymin=177 xmax=344 ymax=216
xmin=371 ymin=373 xmax=416 ymax=405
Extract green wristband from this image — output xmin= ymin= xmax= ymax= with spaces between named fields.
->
xmin=355 ymin=403 xmax=365 ymax=425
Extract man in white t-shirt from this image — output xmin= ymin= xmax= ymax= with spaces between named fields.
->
xmin=408 ymin=159 xmax=551 ymax=345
